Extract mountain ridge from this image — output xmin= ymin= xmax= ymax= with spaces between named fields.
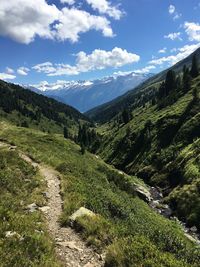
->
xmin=86 ymin=47 xmax=200 ymax=122
xmin=25 ymin=72 xmax=153 ymax=112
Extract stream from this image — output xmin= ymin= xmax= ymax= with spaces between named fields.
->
xmin=149 ymin=187 xmax=200 ymax=245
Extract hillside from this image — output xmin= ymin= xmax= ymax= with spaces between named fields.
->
xmin=26 ymin=72 xmax=152 ymax=112
xmin=0 ymin=121 xmax=200 ymax=266
xmin=0 ymin=79 xmax=89 ymax=135
xmin=92 ymin=52 xmax=200 ymax=233
xmin=86 ymin=47 xmax=200 ymax=123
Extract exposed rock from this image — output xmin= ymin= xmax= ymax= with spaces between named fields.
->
xmin=184 ymin=233 xmax=198 ymax=243
xmin=5 ymin=231 xmax=23 ymax=241
xmin=83 ymin=262 xmax=94 ymax=267
xmin=38 ymin=206 xmax=50 ymax=213
xmin=42 ymin=191 xmax=50 ymax=199
xmin=26 ymin=203 xmax=38 ymax=212
xmin=190 ymin=226 xmax=198 ymax=233
xmin=150 ymin=187 xmax=163 ymax=200
xmin=69 ymin=207 xmax=95 ymax=224
xmin=134 ymin=185 xmax=152 ymax=203
xmin=160 ymin=204 xmax=172 ymax=218
xmin=57 ymin=241 xmax=83 ymax=252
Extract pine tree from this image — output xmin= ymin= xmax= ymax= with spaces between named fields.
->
xmin=80 ymin=143 xmax=85 ymax=155
xmin=165 ymin=70 xmax=176 ymax=96
xmin=182 ymin=65 xmax=191 ymax=93
xmin=192 ymin=87 xmax=198 ymax=101
xmin=122 ymin=109 xmax=131 ymax=124
xmin=158 ymin=82 xmax=166 ymax=99
xmin=63 ymin=126 xmax=68 ymax=139
xmin=190 ymin=54 xmax=199 ymax=78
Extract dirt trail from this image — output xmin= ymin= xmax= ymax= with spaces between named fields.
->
xmin=1 ymin=142 xmax=104 ymax=267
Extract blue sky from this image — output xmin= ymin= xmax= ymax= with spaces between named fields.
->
xmin=0 ymin=0 xmax=200 ymax=86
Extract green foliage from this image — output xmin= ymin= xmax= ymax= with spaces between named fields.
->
xmin=121 ymin=108 xmax=132 ymax=124
xmin=0 ymin=148 xmax=59 ymax=267
xmin=190 ymin=54 xmax=199 ymax=78
xmin=63 ymin=126 xmax=68 ymax=139
xmin=0 ymin=124 xmax=199 ymax=266
xmin=105 ymin=236 xmax=191 ymax=267
xmin=0 ymin=79 xmax=88 ymax=135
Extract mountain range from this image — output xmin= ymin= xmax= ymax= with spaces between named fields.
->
xmin=25 ymin=72 xmax=153 ymax=112
xmin=0 ymin=47 xmax=200 ymax=267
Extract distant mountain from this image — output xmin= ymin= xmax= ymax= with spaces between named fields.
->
xmin=86 ymin=47 xmax=200 ymax=122
xmin=26 ymin=72 xmax=153 ymax=112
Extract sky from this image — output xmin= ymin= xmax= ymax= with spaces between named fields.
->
xmin=0 ymin=0 xmax=200 ymax=87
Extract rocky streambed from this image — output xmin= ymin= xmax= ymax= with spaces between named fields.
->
xmin=149 ymin=187 xmax=200 ymax=245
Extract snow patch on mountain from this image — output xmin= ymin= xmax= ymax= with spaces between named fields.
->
xmin=25 ymin=72 xmax=153 ymax=112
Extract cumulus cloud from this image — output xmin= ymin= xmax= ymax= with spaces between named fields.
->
xmin=0 ymin=0 xmax=115 ymax=44
xmin=86 ymin=0 xmax=123 ymax=20
xmin=184 ymin=22 xmax=200 ymax=42
xmin=33 ymin=47 xmax=140 ymax=76
xmin=158 ymin=48 xmax=167 ymax=54
xmin=149 ymin=43 xmax=200 ymax=66
xmin=0 ymin=0 xmax=60 ymax=44
xmin=0 ymin=73 xmax=16 ymax=80
xmin=54 ymin=8 xmax=114 ymax=42
xmin=6 ymin=67 xmax=15 ymax=74
xmin=164 ymin=32 xmax=182 ymax=41
xmin=17 ymin=67 xmax=30 ymax=76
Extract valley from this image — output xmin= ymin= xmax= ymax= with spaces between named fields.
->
xmin=0 ymin=41 xmax=200 ymax=267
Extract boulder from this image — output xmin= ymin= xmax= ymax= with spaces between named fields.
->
xmin=134 ymin=185 xmax=152 ymax=203
xmin=69 ymin=207 xmax=95 ymax=225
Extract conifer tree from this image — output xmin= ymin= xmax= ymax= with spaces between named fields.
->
xmin=190 ymin=54 xmax=199 ymax=78
xmin=165 ymin=70 xmax=176 ymax=96
xmin=182 ymin=65 xmax=191 ymax=93
xmin=122 ymin=109 xmax=131 ymax=124
xmin=158 ymin=82 xmax=166 ymax=99
xmin=63 ymin=126 xmax=68 ymax=139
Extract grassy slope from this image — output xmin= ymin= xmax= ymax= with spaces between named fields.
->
xmin=86 ymin=47 xmax=200 ymax=122
xmin=0 ymin=143 xmax=59 ymax=266
xmin=0 ymin=121 xmax=199 ymax=266
xmin=96 ymin=72 xmax=200 ymax=231
xmin=0 ymin=79 xmax=89 ymax=135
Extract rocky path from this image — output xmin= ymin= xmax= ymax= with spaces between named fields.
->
xmin=1 ymin=142 xmax=104 ymax=267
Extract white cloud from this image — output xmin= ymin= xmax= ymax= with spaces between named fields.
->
xmin=60 ymin=0 xmax=75 ymax=5
xmin=173 ymin=13 xmax=181 ymax=20
xmin=149 ymin=43 xmax=200 ymax=66
xmin=86 ymin=0 xmax=123 ymax=20
xmin=134 ymin=65 xmax=156 ymax=74
xmin=168 ymin=5 xmax=175 ymax=14
xmin=0 ymin=0 xmax=115 ymax=44
xmin=54 ymin=8 xmax=114 ymax=42
xmin=6 ymin=67 xmax=15 ymax=74
xmin=0 ymin=73 xmax=16 ymax=80
xmin=170 ymin=47 xmax=177 ymax=53
xmin=0 ymin=0 xmax=60 ymax=44
xmin=158 ymin=47 xmax=167 ymax=54
xmin=184 ymin=22 xmax=200 ymax=42
xmin=17 ymin=67 xmax=30 ymax=76
xmin=32 ymin=62 xmax=56 ymax=74
xmin=33 ymin=47 xmax=140 ymax=76
xmin=164 ymin=32 xmax=182 ymax=41
xmin=76 ymin=47 xmax=140 ymax=71
xmin=168 ymin=5 xmax=181 ymax=20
